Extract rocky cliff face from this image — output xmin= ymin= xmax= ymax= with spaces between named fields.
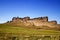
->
xmin=6 ymin=16 xmax=60 ymax=30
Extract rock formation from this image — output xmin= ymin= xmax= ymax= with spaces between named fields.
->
xmin=6 ymin=16 xmax=60 ymax=30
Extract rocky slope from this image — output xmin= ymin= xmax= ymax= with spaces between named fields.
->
xmin=5 ymin=16 xmax=60 ymax=30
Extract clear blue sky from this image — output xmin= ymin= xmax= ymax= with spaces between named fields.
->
xmin=0 ymin=0 xmax=60 ymax=23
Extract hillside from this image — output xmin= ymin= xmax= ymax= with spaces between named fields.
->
xmin=0 ymin=24 xmax=60 ymax=35
xmin=0 ymin=16 xmax=60 ymax=40
xmin=5 ymin=16 xmax=60 ymax=30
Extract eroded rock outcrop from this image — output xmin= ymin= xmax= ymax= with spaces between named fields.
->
xmin=6 ymin=16 xmax=60 ymax=30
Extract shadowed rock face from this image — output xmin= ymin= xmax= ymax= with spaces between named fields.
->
xmin=6 ymin=16 xmax=60 ymax=30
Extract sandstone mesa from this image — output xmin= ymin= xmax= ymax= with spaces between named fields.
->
xmin=5 ymin=16 xmax=60 ymax=30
